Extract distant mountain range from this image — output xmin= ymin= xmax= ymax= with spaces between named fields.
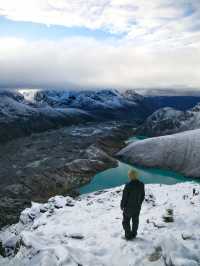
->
xmin=1 ymin=88 xmax=200 ymax=142
xmin=0 ymin=89 xmax=149 ymax=142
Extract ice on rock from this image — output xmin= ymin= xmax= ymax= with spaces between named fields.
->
xmin=48 ymin=195 xmax=68 ymax=209
xmin=20 ymin=202 xmax=42 ymax=224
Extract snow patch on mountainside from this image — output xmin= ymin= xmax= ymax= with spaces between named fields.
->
xmin=18 ymin=89 xmax=40 ymax=103
xmin=0 ymin=183 xmax=200 ymax=266
xmin=118 ymin=129 xmax=200 ymax=178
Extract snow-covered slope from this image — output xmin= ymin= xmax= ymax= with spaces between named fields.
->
xmin=31 ymin=89 xmax=151 ymax=121
xmin=118 ymin=129 xmax=200 ymax=178
xmin=32 ymin=89 xmax=149 ymax=109
xmin=0 ymin=89 xmax=149 ymax=142
xmin=33 ymin=89 xmax=127 ymax=109
xmin=0 ymin=183 xmax=200 ymax=266
xmin=137 ymin=104 xmax=200 ymax=137
xmin=0 ymin=90 xmax=95 ymax=142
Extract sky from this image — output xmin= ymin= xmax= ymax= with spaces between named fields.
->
xmin=0 ymin=0 xmax=199 ymax=90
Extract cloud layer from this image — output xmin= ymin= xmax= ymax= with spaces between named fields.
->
xmin=0 ymin=37 xmax=199 ymax=89
xmin=0 ymin=0 xmax=199 ymax=89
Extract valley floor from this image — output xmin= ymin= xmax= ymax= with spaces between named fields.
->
xmin=0 ymin=121 xmax=133 ymax=228
xmin=0 ymin=182 xmax=200 ymax=266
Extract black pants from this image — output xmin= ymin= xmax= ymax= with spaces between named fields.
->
xmin=122 ymin=213 xmax=139 ymax=239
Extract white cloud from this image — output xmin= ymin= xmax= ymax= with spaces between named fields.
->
xmin=0 ymin=0 xmax=199 ymax=42
xmin=0 ymin=1 xmax=199 ymax=89
xmin=0 ymin=37 xmax=199 ymax=89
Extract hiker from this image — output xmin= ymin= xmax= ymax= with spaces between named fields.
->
xmin=121 ymin=169 xmax=145 ymax=240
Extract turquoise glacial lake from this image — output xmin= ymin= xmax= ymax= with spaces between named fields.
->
xmin=80 ymin=136 xmax=199 ymax=194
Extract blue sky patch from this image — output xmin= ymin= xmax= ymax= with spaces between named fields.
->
xmin=0 ymin=16 xmax=121 ymax=41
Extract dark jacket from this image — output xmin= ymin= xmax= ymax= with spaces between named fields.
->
xmin=121 ymin=180 xmax=145 ymax=216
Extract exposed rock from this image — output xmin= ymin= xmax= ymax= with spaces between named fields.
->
xmin=162 ymin=209 xmax=174 ymax=223
xmin=68 ymin=234 xmax=84 ymax=240
xmin=148 ymin=246 xmax=162 ymax=262
xmin=0 ymin=241 xmax=6 ymax=257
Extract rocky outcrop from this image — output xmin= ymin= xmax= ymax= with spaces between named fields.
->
xmin=118 ymin=129 xmax=200 ymax=178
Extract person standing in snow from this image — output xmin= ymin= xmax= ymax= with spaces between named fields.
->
xmin=121 ymin=169 xmax=145 ymax=240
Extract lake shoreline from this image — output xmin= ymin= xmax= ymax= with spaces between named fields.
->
xmin=79 ymin=136 xmax=200 ymax=194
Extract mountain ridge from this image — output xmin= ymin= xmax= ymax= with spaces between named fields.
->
xmin=2 ymin=88 xmax=200 ymax=143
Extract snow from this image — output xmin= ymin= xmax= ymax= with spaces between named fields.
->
xmin=148 ymin=107 xmax=183 ymax=121
xmin=20 ymin=88 xmax=140 ymax=110
xmin=0 ymin=182 xmax=200 ymax=266
xmin=137 ymin=103 xmax=200 ymax=137
xmin=0 ymin=88 xmax=141 ymax=125
xmin=118 ymin=129 xmax=200 ymax=178
xmin=0 ymin=90 xmax=95 ymax=126
xmin=18 ymin=89 xmax=40 ymax=103
xmin=170 ymin=105 xmax=200 ymax=131
xmin=0 ymin=96 xmax=36 ymax=119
